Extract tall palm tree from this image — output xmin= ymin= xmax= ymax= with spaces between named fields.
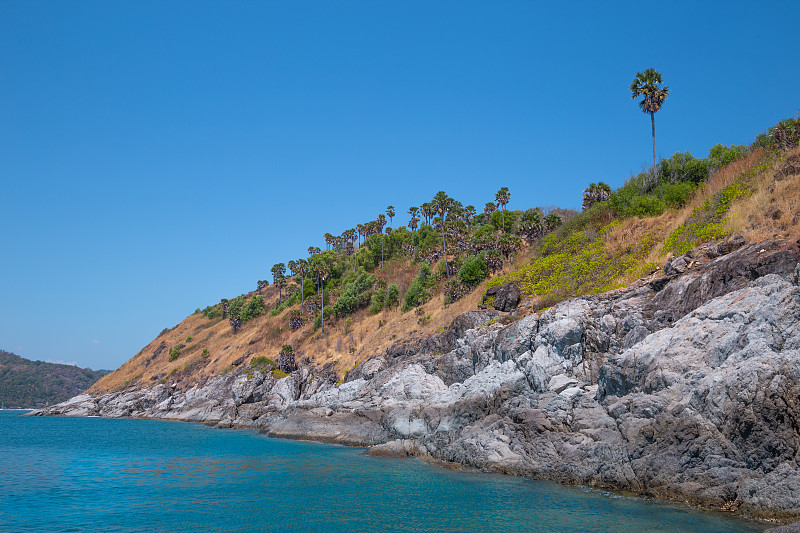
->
xmin=377 ymin=214 xmax=387 ymax=268
xmin=407 ymin=207 xmax=419 ymax=231
xmin=271 ymin=263 xmax=286 ymax=300
xmin=386 ymin=205 xmax=395 ymax=228
xmin=432 ymin=191 xmax=452 ymax=280
xmin=421 ymin=202 xmax=434 ymax=225
xmin=484 ymin=202 xmax=496 ymax=218
xmin=630 ymin=68 xmax=669 ymax=182
xmin=464 ymin=205 xmax=476 ymax=224
xmin=495 ymin=187 xmax=510 ymax=231
xmin=297 ymin=259 xmax=308 ymax=309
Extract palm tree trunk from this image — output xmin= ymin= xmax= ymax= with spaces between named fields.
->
xmin=441 ymin=228 xmax=449 ymax=281
xmin=501 ymin=208 xmax=505 ymax=232
xmin=651 ymin=111 xmax=657 ymax=187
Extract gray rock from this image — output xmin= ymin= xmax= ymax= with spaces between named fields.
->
xmin=482 ymin=283 xmax=522 ymax=312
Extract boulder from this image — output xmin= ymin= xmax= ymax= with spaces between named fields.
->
xmin=482 ymin=283 xmax=521 ymax=312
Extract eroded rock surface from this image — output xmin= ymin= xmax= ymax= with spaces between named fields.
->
xmin=32 ymin=239 xmax=800 ymax=521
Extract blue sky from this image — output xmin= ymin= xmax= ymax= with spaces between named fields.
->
xmin=2 ymin=1 xmax=798 ymax=369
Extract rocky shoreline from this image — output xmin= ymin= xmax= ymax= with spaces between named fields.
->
xmin=32 ymin=238 xmax=800 ymax=525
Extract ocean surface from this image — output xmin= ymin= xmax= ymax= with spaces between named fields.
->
xmin=0 ymin=410 xmax=766 ymax=532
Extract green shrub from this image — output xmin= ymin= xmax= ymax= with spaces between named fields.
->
xmin=656 ymin=181 xmax=697 ymax=208
xmin=168 ymin=347 xmax=180 ymax=362
xmin=331 ymin=273 xmax=376 ymax=318
xmin=458 ymin=254 xmax=489 ymax=287
xmin=385 ymin=284 xmax=400 ymax=310
xmin=609 ymin=187 xmax=665 ymax=218
xmin=202 ymin=305 xmax=220 ymax=319
xmin=369 ymin=288 xmax=385 ymax=314
xmin=185 ymin=336 xmax=192 ymax=343
xmin=402 ymin=262 xmax=433 ymax=311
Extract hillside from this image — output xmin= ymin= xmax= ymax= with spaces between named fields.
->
xmin=91 ymin=114 xmax=800 ymax=396
xmin=0 ymin=350 xmax=108 ymax=408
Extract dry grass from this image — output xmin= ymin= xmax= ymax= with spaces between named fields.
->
xmin=727 ymin=146 xmax=800 ymax=241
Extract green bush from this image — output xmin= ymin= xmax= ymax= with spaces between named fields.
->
xmin=331 ymin=273 xmax=376 ymax=318
xmin=385 ymin=284 xmax=400 ymax=310
xmin=369 ymin=288 xmax=385 ymax=314
xmin=168 ymin=347 xmax=180 ymax=362
xmin=655 ymin=181 xmax=697 ymax=208
xmin=657 ymin=151 xmax=709 ymax=184
xmin=202 ymin=305 xmax=220 ymax=319
xmin=402 ymin=262 xmax=433 ymax=311
xmin=458 ymin=254 xmax=489 ymax=287
xmin=609 ymin=186 xmax=665 ymax=218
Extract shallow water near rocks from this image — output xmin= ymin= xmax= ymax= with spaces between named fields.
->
xmin=0 ymin=410 xmax=766 ymax=532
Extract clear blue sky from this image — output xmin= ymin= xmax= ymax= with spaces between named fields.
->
xmin=2 ymin=1 xmax=798 ymax=370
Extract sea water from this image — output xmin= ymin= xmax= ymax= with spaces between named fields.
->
xmin=0 ymin=410 xmax=766 ymax=532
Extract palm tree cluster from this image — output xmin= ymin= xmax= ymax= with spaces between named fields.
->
xmin=582 ymin=182 xmax=612 ymax=211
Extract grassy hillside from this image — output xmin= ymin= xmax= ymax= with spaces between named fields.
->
xmin=92 ymin=114 xmax=800 ymax=394
xmin=0 ymin=350 xmax=109 ymax=408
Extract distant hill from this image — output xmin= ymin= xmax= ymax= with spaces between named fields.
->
xmin=0 ymin=350 xmax=109 ymax=408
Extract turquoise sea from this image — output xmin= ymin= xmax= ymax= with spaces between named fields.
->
xmin=0 ymin=410 xmax=766 ymax=532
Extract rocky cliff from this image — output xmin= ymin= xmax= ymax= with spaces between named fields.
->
xmin=32 ymin=238 xmax=800 ymax=522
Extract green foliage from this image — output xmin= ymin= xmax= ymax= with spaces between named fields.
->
xmin=654 ymin=181 xmax=697 ymax=208
xmin=402 ymin=262 xmax=433 ymax=311
xmin=331 ymin=273 xmax=376 ymax=318
xmin=490 ymin=224 xmax=659 ymax=309
xmin=272 ymin=369 xmax=289 ymax=379
xmin=229 ymin=295 xmax=267 ymax=322
xmin=657 ymin=151 xmax=709 ymax=184
xmin=369 ymin=287 xmax=385 ymax=314
xmin=202 ymin=305 xmax=220 ymax=319
xmin=489 ymin=209 xmax=519 ymax=233
xmin=458 ymin=254 xmax=489 ymax=287
xmin=609 ymin=185 xmax=666 ymax=218
xmin=185 ymin=336 xmax=192 ymax=343
xmin=707 ymin=144 xmax=750 ymax=172
xmin=385 ymin=284 xmax=400 ymax=310
xmin=662 ymin=181 xmax=749 ymax=256
xmin=168 ymin=347 xmax=180 ymax=362
xmin=202 ymin=349 xmax=210 ymax=358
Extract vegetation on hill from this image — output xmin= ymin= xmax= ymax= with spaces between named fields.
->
xmin=0 ymin=350 xmax=109 ymax=408
xmin=91 ymin=100 xmax=800 ymax=394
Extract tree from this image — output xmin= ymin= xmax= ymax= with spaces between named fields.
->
xmin=297 ymin=259 xmax=308 ymax=308
xmin=484 ymin=202 xmax=496 ymax=218
xmin=386 ymin=205 xmax=395 ymax=228
xmin=271 ymin=263 xmax=286 ymax=300
xmin=407 ymin=207 xmax=419 ymax=232
xmin=464 ymin=205 xmax=476 ymax=224
xmin=256 ymin=280 xmax=269 ymax=295
xmin=495 ymin=187 xmax=510 ymax=230
xmin=420 ymin=202 xmax=434 ymax=225
xmin=377 ymin=214 xmax=387 ymax=268
xmin=582 ymin=182 xmax=612 ymax=210
xmin=432 ymin=191 xmax=452 ymax=281
xmin=630 ymin=68 xmax=669 ymax=183
xmin=544 ymin=213 xmax=562 ymax=231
